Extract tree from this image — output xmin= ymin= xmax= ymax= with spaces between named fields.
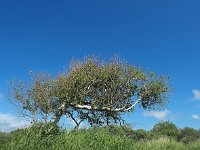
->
xmin=10 ymin=56 xmax=170 ymax=128
xmin=132 ymin=129 xmax=150 ymax=141
xmin=178 ymin=127 xmax=200 ymax=144
xmin=151 ymin=121 xmax=179 ymax=139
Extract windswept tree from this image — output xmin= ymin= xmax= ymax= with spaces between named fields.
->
xmin=10 ymin=56 xmax=170 ymax=128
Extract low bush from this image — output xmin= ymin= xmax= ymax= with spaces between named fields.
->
xmin=151 ymin=121 xmax=179 ymax=140
xmin=1 ymin=123 xmax=200 ymax=149
xmin=126 ymin=129 xmax=150 ymax=141
xmin=0 ymin=132 xmax=13 ymax=148
xmin=178 ymin=127 xmax=200 ymax=144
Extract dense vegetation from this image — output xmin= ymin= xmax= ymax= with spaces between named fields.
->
xmin=4 ymin=56 xmax=198 ymax=149
xmin=1 ymin=121 xmax=200 ymax=150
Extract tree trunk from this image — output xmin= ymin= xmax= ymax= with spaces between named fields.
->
xmin=50 ymin=103 xmax=66 ymax=124
xmin=31 ymin=112 xmax=36 ymax=124
xmin=38 ymin=113 xmax=49 ymax=136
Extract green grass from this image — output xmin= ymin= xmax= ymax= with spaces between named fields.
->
xmin=1 ymin=126 xmax=200 ymax=150
xmin=0 ymin=132 xmax=13 ymax=148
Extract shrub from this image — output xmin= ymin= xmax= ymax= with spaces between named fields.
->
xmin=178 ymin=127 xmax=200 ymax=144
xmin=130 ymin=129 xmax=150 ymax=141
xmin=106 ymin=125 xmax=135 ymax=137
xmin=151 ymin=121 xmax=179 ymax=139
xmin=2 ymin=125 xmax=200 ymax=150
xmin=1 ymin=122 xmax=62 ymax=149
xmin=0 ymin=132 xmax=13 ymax=148
xmin=10 ymin=128 xmax=25 ymax=136
xmin=39 ymin=123 xmax=61 ymax=138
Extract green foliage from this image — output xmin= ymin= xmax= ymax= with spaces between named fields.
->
xmin=131 ymin=129 xmax=150 ymax=141
xmin=178 ymin=127 xmax=200 ymax=144
xmin=0 ymin=132 xmax=13 ymax=148
xmin=151 ymin=121 xmax=179 ymax=139
xmin=2 ymin=125 xmax=134 ymax=150
xmin=39 ymin=123 xmax=61 ymax=138
xmin=104 ymin=125 xmax=130 ymax=137
xmin=2 ymin=125 xmax=200 ymax=150
xmin=10 ymin=56 xmax=170 ymax=128
xmin=103 ymin=125 xmax=151 ymax=142
xmin=134 ymin=137 xmax=200 ymax=150
xmin=10 ymin=128 xmax=24 ymax=135
xmin=1 ymin=123 xmax=62 ymax=150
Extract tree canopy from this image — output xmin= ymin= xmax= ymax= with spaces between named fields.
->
xmin=10 ymin=56 xmax=170 ymax=128
xmin=151 ymin=121 xmax=179 ymax=139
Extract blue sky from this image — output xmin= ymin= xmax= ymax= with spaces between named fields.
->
xmin=0 ymin=0 xmax=200 ymax=131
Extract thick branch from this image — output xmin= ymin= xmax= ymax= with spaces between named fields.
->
xmin=50 ymin=103 xmax=66 ymax=124
xmin=66 ymin=111 xmax=83 ymax=129
xmin=70 ymin=99 xmax=141 ymax=112
xmin=123 ymin=99 xmax=140 ymax=111
xmin=50 ymin=98 xmax=141 ymax=124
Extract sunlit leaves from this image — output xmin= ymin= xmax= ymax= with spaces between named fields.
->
xmin=10 ymin=56 xmax=170 ymax=127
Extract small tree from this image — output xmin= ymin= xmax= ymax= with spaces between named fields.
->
xmin=134 ymin=129 xmax=149 ymax=140
xmin=10 ymin=56 xmax=170 ymax=128
xmin=151 ymin=121 xmax=179 ymax=139
xmin=178 ymin=127 xmax=200 ymax=144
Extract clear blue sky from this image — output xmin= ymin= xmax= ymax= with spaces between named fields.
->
xmin=0 ymin=0 xmax=200 ymax=131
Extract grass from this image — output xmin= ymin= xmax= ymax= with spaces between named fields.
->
xmin=1 ymin=126 xmax=200 ymax=150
